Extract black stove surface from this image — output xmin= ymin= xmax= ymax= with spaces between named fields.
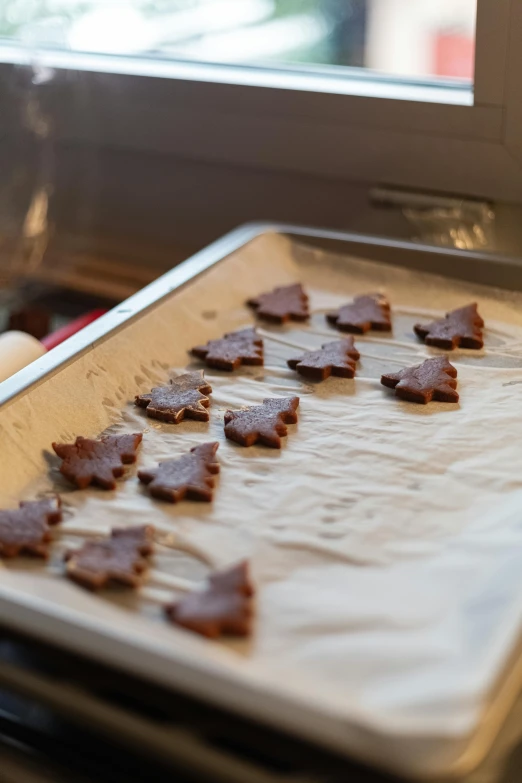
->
xmin=0 ymin=629 xmax=520 ymax=783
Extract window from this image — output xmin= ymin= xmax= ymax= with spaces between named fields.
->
xmin=1 ymin=1 xmax=477 ymax=81
xmin=0 ymin=0 xmax=521 ymax=204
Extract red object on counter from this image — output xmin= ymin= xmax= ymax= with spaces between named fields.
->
xmin=41 ymin=309 xmax=108 ymax=351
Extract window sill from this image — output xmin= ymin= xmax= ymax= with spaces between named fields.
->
xmin=0 ymin=42 xmax=473 ymax=107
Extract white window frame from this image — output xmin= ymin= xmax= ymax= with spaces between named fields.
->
xmin=1 ymin=0 xmax=521 ymax=203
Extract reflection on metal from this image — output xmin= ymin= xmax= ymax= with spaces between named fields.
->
xmin=371 ymin=186 xmax=495 ymax=251
xmin=24 ymin=97 xmax=50 ymax=139
xmin=23 ymin=187 xmax=48 ymax=240
xmin=17 ymin=184 xmax=51 ymax=283
xmin=31 ymin=62 xmax=54 ymax=85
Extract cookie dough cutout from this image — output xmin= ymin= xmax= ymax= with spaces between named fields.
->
xmin=138 ymin=443 xmax=220 ymax=503
xmin=65 ymin=525 xmax=154 ymax=590
xmin=414 ymin=304 xmax=484 ymax=350
xmin=165 ymin=561 xmax=254 ymax=639
xmin=135 ymin=372 xmax=212 ymax=423
xmin=381 ymin=356 xmax=458 ymax=404
xmin=247 ymin=284 xmax=309 ymax=324
xmin=0 ymin=496 xmax=62 ymax=558
xmin=191 ymin=328 xmax=263 ymax=371
xmin=288 ymin=338 xmax=360 ymax=380
xmin=327 ymin=293 xmax=391 ymax=334
xmin=53 ymin=434 xmax=143 ymax=490
xmin=224 ymin=397 xmax=299 ymax=448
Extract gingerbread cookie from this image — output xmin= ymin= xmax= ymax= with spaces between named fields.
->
xmin=224 ymin=397 xmax=299 ymax=448
xmin=0 ymin=496 xmax=62 ymax=558
xmin=138 ymin=442 xmax=220 ymax=503
xmin=53 ymin=434 xmax=143 ymax=490
xmin=111 ymin=526 xmax=154 ymax=555
xmin=414 ymin=303 xmax=484 ymax=350
xmin=191 ymin=327 xmax=263 ymax=371
xmin=135 ymin=372 xmax=212 ymax=423
xmin=247 ymin=284 xmax=309 ymax=324
xmin=165 ymin=560 xmax=254 ymax=639
xmin=209 ymin=560 xmax=254 ymax=597
xmin=65 ymin=525 xmax=154 ymax=590
xmin=381 ymin=356 xmax=458 ymax=404
xmin=287 ymin=338 xmax=360 ymax=380
xmin=327 ymin=293 xmax=392 ymax=334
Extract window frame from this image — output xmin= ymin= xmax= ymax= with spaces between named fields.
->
xmin=1 ymin=0 xmax=521 ymax=204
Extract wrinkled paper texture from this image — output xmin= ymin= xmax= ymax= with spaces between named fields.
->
xmin=2 ymin=233 xmax=522 ymax=776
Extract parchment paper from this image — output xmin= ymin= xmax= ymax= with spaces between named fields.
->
xmin=2 ymin=232 xmax=522 ymax=777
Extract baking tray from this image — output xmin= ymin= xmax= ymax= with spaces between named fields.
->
xmin=2 ymin=223 xmax=522 ymax=781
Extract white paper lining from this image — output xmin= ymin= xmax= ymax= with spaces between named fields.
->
xmin=2 ymin=232 xmax=522 ymax=776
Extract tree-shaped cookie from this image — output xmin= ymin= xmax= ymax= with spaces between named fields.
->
xmin=414 ymin=303 xmax=484 ymax=349
xmin=65 ymin=525 xmax=154 ymax=590
xmin=165 ymin=560 xmax=254 ymax=639
xmin=135 ymin=372 xmax=212 ymax=423
xmin=0 ymin=496 xmax=62 ymax=558
xmin=327 ymin=293 xmax=392 ymax=334
xmin=208 ymin=560 xmax=253 ymax=596
xmin=287 ymin=338 xmax=360 ymax=380
xmin=224 ymin=397 xmax=299 ymax=448
xmin=191 ymin=327 xmax=264 ymax=371
xmin=381 ymin=356 xmax=458 ymax=404
xmin=247 ymin=283 xmax=309 ymax=324
xmin=138 ymin=442 xmax=220 ymax=503
xmin=53 ymin=434 xmax=143 ymax=489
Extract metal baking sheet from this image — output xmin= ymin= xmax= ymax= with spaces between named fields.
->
xmin=2 ymin=224 xmax=522 ymax=780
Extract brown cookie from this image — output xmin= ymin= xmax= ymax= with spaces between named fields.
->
xmin=165 ymin=560 xmax=254 ymax=639
xmin=65 ymin=525 xmax=154 ymax=590
xmin=247 ymin=284 xmax=309 ymax=324
xmin=287 ymin=338 xmax=360 ymax=380
xmin=138 ymin=442 xmax=220 ymax=503
xmin=327 ymin=293 xmax=392 ymax=334
xmin=414 ymin=303 xmax=484 ymax=350
xmin=191 ymin=327 xmax=264 ymax=371
xmin=209 ymin=560 xmax=254 ymax=597
xmin=135 ymin=371 xmax=212 ymax=423
xmin=111 ymin=525 xmax=155 ymax=555
xmin=224 ymin=397 xmax=299 ymax=448
xmin=0 ymin=496 xmax=62 ymax=558
xmin=53 ymin=434 xmax=143 ymax=490
xmin=381 ymin=356 xmax=458 ymax=404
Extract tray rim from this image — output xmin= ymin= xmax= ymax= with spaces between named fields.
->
xmin=1 ymin=222 xmax=522 ymax=779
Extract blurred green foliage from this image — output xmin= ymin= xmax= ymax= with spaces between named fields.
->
xmin=0 ymin=0 xmax=337 ymax=67
xmin=0 ymin=1 xmax=86 ymax=37
xmin=0 ymin=0 xmax=323 ymax=38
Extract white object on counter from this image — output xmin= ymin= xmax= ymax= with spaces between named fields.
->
xmin=0 ymin=331 xmax=46 ymax=383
